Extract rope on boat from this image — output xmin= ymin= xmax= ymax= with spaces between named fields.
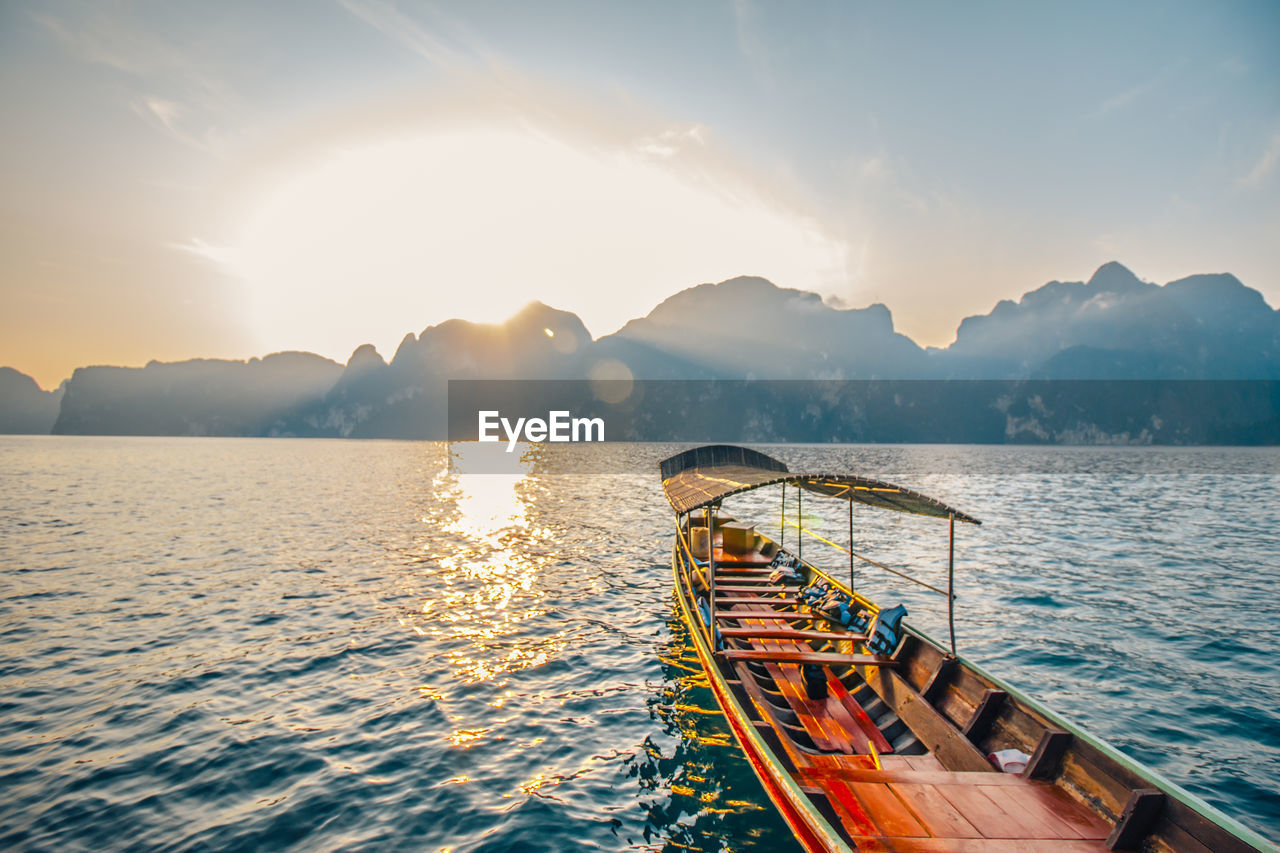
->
xmin=783 ymin=519 xmax=952 ymax=598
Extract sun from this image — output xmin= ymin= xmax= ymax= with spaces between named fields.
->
xmin=219 ymin=123 xmax=848 ymax=361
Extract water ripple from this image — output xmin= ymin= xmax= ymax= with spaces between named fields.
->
xmin=0 ymin=437 xmax=1276 ymax=850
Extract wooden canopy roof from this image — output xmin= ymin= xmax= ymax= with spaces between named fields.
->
xmin=659 ymin=444 xmax=981 ymax=525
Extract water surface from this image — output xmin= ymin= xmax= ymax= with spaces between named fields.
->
xmin=1 ymin=438 xmax=1277 ymax=850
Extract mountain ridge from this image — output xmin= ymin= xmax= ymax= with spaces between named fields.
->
xmin=7 ymin=261 xmax=1278 ymax=439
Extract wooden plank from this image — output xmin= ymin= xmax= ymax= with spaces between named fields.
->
xmin=1106 ymin=789 xmax=1164 ymax=851
xmin=711 ymin=581 xmax=798 ymax=589
xmin=855 ymin=663 xmax=997 ymax=773
xmin=890 ymin=783 xmax=984 ymax=839
xmin=723 ymin=649 xmax=899 ymax=666
xmin=806 ymin=752 xmax=876 ymax=772
xmin=798 ymin=768 xmax=1029 ymax=787
xmin=814 ymin=774 xmax=882 ymax=838
xmin=934 ymin=783 xmax=1035 ymax=838
xmin=733 ymin=615 xmax=862 ymax=756
xmin=763 ymin=660 xmax=853 ymax=754
xmin=1161 ymin=794 xmax=1267 ymax=853
xmin=962 ymin=689 xmax=1007 ymax=744
xmin=715 ymin=610 xmax=813 ymax=622
xmin=1148 ymin=816 xmax=1215 ymax=853
xmin=714 ymin=596 xmax=801 ymax=605
xmin=741 ymin=611 xmax=893 ymax=761
xmin=881 ymin=754 xmax=947 ymax=772
xmin=772 ymin=664 xmax=881 ymax=759
xmin=825 ymin=669 xmax=895 ymax=754
xmin=731 ymin=661 xmax=823 ymax=774
xmin=1022 ymin=729 xmax=1072 ymax=780
xmin=921 ymin=656 xmax=957 ymax=704
xmin=983 ymin=783 xmax=1092 ymax=839
xmin=849 ymin=839 xmax=1108 ymax=852
xmin=904 ymin=754 xmax=946 ymax=771
xmin=1059 ymin=749 xmax=1131 ymax=818
xmin=1017 ymin=784 xmax=1112 ymax=839
xmin=719 ymin=627 xmax=865 ymax=642
xmin=847 ymin=781 xmax=930 ymax=838
xmin=988 ymin=784 xmax=1092 ymax=840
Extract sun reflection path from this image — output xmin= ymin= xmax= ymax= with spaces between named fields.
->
xmin=410 ymin=447 xmax=570 ymax=689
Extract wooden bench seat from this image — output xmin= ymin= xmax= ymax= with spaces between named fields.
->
xmin=720 ymin=649 xmax=899 ymax=666
xmin=717 ymin=627 xmax=867 ymax=642
xmin=715 ymin=610 xmax=813 ymax=622
xmin=713 ymin=584 xmax=802 ymax=594
xmin=713 ymin=596 xmax=801 ymax=606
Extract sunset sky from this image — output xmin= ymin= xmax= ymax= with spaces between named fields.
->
xmin=2 ymin=1 xmax=1277 ymax=390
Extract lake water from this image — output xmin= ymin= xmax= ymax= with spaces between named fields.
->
xmin=1 ymin=437 xmax=1277 ymax=851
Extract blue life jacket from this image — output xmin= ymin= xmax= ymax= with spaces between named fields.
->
xmin=696 ymin=596 xmax=722 ymax=649
xmin=867 ymin=604 xmax=908 ymax=655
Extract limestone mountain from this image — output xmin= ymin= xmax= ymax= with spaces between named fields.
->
xmin=599 ymin=275 xmax=929 ymax=379
xmin=944 ymin=262 xmax=1280 ymax=378
xmin=0 ymin=368 xmax=62 ymax=434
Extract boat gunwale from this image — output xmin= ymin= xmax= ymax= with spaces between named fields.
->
xmin=670 ymin=523 xmax=856 ymax=853
xmin=669 ymin=511 xmax=1278 ymax=852
xmin=796 ymin=564 xmax=1279 ymax=852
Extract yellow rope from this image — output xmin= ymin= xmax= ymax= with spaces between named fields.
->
xmin=783 ymin=519 xmax=951 ymax=598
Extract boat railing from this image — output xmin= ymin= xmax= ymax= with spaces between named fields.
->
xmin=782 ymin=519 xmax=952 ymax=598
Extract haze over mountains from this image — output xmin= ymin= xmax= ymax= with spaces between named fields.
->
xmin=4 ymin=262 xmax=1278 ymax=441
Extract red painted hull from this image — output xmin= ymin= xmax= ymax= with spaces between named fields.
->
xmin=673 ymin=545 xmax=849 ymax=853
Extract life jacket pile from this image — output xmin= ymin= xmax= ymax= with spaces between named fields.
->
xmin=767 ymin=548 xmax=804 ymax=585
xmin=796 ymin=581 xmax=910 ymax=655
xmin=798 ymin=580 xmax=872 ymax=630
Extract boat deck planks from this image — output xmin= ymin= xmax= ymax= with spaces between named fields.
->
xmin=849 ymin=781 xmax=932 ymax=837
xmin=825 ymin=670 xmax=895 ymax=754
xmin=714 ymin=578 xmax=1112 ymax=851
xmin=850 ymin=839 xmax=1110 ymax=852
xmin=888 ymin=783 xmax=985 ymax=839
xmin=723 ymin=601 xmax=864 ymax=754
xmin=763 ymin=659 xmax=863 ymax=755
xmin=881 ymin=754 xmax=946 ymax=772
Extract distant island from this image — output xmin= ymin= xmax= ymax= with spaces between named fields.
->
xmin=4 ymin=262 xmax=1279 ymax=443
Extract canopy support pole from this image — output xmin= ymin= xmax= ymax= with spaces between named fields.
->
xmin=797 ymin=484 xmax=803 ymax=562
xmin=708 ymin=505 xmax=717 ymax=651
xmin=848 ymin=498 xmax=855 ymax=598
xmin=947 ymin=512 xmax=956 ymax=657
xmin=780 ymin=483 xmax=785 ymax=549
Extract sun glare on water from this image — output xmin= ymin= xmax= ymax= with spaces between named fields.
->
xmin=220 ymin=124 xmax=846 ymax=359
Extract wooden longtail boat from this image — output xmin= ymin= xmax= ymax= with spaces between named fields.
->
xmin=661 ymin=445 xmax=1275 ymax=853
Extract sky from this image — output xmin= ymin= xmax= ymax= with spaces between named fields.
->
xmin=2 ymin=1 xmax=1278 ymax=390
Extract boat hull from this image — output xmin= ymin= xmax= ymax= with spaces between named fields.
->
xmin=671 ymin=540 xmax=852 ymax=853
xmin=667 ymin=525 xmax=1276 ymax=853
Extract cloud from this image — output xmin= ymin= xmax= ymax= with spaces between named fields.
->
xmin=1239 ymin=130 xmax=1280 ymax=189
xmin=336 ymin=0 xmax=483 ymax=72
xmin=30 ymin=10 xmax=145 ymax=73
xmin=1096 ymin=76 xmax=1160 ymax=117
xmin=630 ymin=125 xmax=706 ymax=161
xmin=32 ymin=8 xmax=241 ymax=155
xmin=1094 ymin=58 xmax=1189 ymax=119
